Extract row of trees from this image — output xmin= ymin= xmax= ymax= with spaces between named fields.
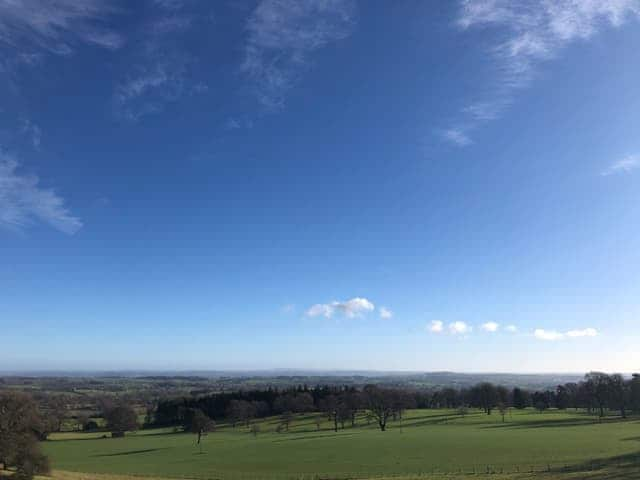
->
xmin=415 ymin=373 xmax=640 ymax=419
xmin=154 ymin=373 xmax=640 ymax=435
xmin=155 ymin=385 xmax=418 ymax=433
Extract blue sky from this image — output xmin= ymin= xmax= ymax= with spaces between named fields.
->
xmin=1 ymin=0 xmax=640 ymax=372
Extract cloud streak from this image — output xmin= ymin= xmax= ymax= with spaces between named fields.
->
xmin=534 ymin=327 xmax=598 ymax=341
xmin=113 ymin=3 xmax=201 ymax=121
xmin=241 ymin=0 xmax=356 ymax=110
xmin=0 ymin=0 xmax=123 ymax=56
xmin=481 ymin=321 xmax=499 ymax=332
xmin=443 ymin=0 xmax=640 ymax=145
xmin=0 ymin=152 xmax=81 ymax=234
xmin=449 ymin=321 xmax=472 ymax=334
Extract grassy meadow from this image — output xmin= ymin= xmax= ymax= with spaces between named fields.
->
xmin=43 ymin=409 xmax=640 ymax=480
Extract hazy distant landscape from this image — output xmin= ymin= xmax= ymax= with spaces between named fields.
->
xmin=3 ymin=371 xmax=640 ymax=480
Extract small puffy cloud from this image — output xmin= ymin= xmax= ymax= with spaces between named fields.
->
xmin=306 ymin=297 xmax=375 ymax=319
xmin=428 ymin=320 xmax=444 ymax=333
xmin=534 ymin=329 xmax=564 ymax=341
xmin=379 ymin=307 xmax=393 ymax=320
xmin=534 ymin=327 xmax=598 ymax=341
xmin=449 ymin=321 xmax=472 ymax=335
xmin=602 ymin=154 xmax=640 ymax=176
xmin=566 ymin=328 xmax=598 ymax=338
xmin=306 ymin=303 xmax=334 ymax=318
xmin=505 ymin=324 xmax=517 ymax=333
xmin=481 ymin=321 xmax=499 ymax=332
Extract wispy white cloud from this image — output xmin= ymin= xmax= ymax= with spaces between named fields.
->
xmin=241 ymin=0 xmax=356 ymax=110
xmin=441 ymin=128 xmax=472 ymax=147
xmin=449 ymin=321 xmax=472 ymax=335
xmin=602 ymin=154 xmax=640 ymax=176
xmin=481 ymin=321 xmax=499 ymax=332
xmin=534 ymin=327 xmax=598 ymax=341
xmin=225 ymin=117 xmax=254 ymax=130
xmin=20 ymin=119 xmax=42 ymax=149
xmin=428 ymin=320 xmax=444 ymax=333
xmin=113 ymin=3 xmax=205 ymax=121
xmin=566 ymin=327 xmax=598 ymax=338
xmin=505 ymin=324 xmax=517 ymax=332
xmin=0 ymin=0 xmax=123 ymax=56
xmin=306 ymin=297 xmax=375 ymax=319
xmin=0 ymin=151 xmax=81 ymax=234
xmin=379 ymin=307 xmax=393 ymax=319
xmin=443 ymin=0 xmax=640 ymax=145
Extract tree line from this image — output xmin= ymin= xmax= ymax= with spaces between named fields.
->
xmin=153 ymin=372 xmax=640 ymax=434
xmin=416 ymin=372 xmax=640 ymax=419
xmin=153 ymin=384 xmax=417 ymax=433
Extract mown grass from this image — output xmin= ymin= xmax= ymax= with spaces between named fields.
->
xmin=42 ymin=409 xmax=640 ymax=480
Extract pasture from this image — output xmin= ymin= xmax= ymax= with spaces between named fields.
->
xmin=43 ymin=409 xmax=640 ymax=480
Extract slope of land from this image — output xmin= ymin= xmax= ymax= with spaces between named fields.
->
xmin=43 ymin=409 xmax=640 ymax=480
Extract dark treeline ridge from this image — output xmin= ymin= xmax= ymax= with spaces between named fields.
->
xmin=154 ymin=372 xmax=640 ymax=432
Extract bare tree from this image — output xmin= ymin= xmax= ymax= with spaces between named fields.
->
xmin=189 ymin=409 xmax=215 ymax=448
xmin=497 ymin=402 xmax=508 ymax=422
xmin=280 ymin=411 xmax=293 ymax=431
xmin=585 ymin=372 xmax=609 ymax=419
xmin=363 ymin=386 xmax=396 ymax=432
xmin=319 ymin=395 xmax=339 ymax=432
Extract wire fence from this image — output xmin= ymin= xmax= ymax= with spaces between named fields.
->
xmin=151 ymin=459 xmax=637 ymax=480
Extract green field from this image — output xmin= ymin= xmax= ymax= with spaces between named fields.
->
xmin=44 ymin=409 xmax=640 ymax=480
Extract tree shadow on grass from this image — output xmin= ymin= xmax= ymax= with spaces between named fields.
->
xmin=92 ymin=448 xmax=168 ymax=457
xmin=544 ymin=451 xmax=640 ymax=480
xmin=480 ymin=416 xmax=634 ymax=430
xmin=271 ymin=432 xmax=361 ymax=443
xmin=399 ymin=415 xmax=465 ymax=428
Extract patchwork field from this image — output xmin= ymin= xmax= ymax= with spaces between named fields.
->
xmin=42 ymin=409 xmax=640 ymax=480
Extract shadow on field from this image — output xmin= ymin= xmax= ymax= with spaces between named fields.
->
xmin=399 ymin=413 xmax=471 ymax=428
xmin=552 ymin=450 xmax=640 ymax=479
xmin=480 ymin=416 xmax=633 ymax=430
xmin=92 ymin=448 xmax=168 ymax=457
xmin=271 ymin=432 xmax=361 ymax=442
